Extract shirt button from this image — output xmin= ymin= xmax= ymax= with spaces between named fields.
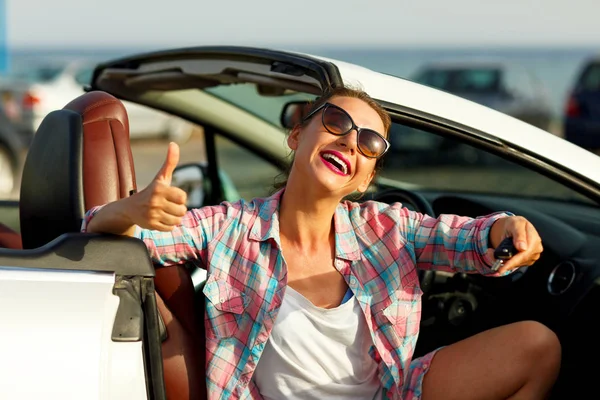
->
xmin=349 ymin=277 xmax=357 ymax=285
xmin=220 ymin=297 xmax=225 ymax=303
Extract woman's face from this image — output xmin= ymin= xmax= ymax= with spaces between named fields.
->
xmin=287 ymin=96 xmax=386 ymax=197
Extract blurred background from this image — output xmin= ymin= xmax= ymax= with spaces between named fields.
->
xmin=0 ymin=0 xmax=598 ymax=200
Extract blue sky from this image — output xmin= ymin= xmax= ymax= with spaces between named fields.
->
xmin=6 ymin=0 xmax=600 ymax=48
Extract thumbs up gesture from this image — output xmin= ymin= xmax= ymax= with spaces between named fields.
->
xmin=130 ymin=142 xmax=188 ymax=231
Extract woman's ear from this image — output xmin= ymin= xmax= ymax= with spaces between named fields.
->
xmin=356 ymin=170 xmax=375 ymax=193
xmin=287 ymin=125 xmax=301 ymax=150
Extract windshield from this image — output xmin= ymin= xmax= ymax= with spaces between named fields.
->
xmin=414 ymin=67 xmax=503 ymax=94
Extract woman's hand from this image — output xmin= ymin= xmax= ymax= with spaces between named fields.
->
xmin=127 ymin=142 xmax=188 ymax=231
xmin=86 ymin=142 xmax=188 ymax=235
xmin=489 ymin=216 xmax=543 ymax=274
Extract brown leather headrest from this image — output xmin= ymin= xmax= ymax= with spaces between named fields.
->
xmin=19 ymin=91 xmax=137 ymax=249
xmin=63 ymin=91 xmax=137 ymax=210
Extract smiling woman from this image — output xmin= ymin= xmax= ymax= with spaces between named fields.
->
xmin=82 ymin=81 xmax=557 ymax=400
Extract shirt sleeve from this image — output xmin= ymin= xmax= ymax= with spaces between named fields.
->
xmin=396 ymin=205 xmax=515 ymax=276
xmin=81 ymin=203 xmax=231 ymax=268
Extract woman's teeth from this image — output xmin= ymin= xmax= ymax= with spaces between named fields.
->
xmin=322 ymin=153 xmax=348 ymax=175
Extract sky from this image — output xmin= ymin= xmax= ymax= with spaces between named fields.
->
xmin=5 ymin=0 xmax=600 ymax=49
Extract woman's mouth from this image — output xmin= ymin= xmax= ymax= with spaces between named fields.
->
xmin=320 ymin=151 xmax=351 ymax=176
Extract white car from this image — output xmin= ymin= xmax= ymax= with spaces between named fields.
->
xmin=0 ymin=46 xmax=598 ymax=400
xmin=7 ymin=60 xmax=194 ymax=143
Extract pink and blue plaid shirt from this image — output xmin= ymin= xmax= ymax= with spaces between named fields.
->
xmin=83 ymin=189 xmax=510 ymax=399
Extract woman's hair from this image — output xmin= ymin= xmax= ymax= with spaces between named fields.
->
xmin=273 ymin=85 xmax=391 ymax=191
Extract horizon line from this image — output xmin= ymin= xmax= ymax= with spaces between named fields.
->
xmin=8 ymin=42 xmax=600 ymax=51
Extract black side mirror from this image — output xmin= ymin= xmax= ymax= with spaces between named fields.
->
xmin=280 ymin=101 xmax=312 ymax=129
xmin=172 ymin=163 xmax=205 ymax=208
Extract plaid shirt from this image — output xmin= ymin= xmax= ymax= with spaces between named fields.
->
xmin=83 ymin=190 xmax=510 ymax=399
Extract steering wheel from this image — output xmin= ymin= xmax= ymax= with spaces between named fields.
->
xmin=370 ymin=188 xmax=437 ymax=293
xmin=370 ymin=188 xmax=436 ymax=217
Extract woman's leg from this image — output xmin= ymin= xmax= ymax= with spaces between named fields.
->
xmin=421 ymin=321 xmax=561 ymax=400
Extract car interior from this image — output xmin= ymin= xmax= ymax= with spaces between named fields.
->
xmin=1 ymin=50 xmax=600 ymax=399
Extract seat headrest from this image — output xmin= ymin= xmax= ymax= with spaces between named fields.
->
xmin=19 ymin=91 xmax=137 ymax=249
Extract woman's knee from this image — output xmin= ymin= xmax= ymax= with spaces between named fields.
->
xmin=510 ymin=321 xmax=561 ymax=370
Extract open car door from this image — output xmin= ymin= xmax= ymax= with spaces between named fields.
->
xmin=0 ymin=234 xmax=166 ymax=400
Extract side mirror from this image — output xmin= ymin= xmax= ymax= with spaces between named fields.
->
xmin=172 ymin=163 xmax=205 ymax=208
xmin=280 ymin=101 xmax=312 ymax=129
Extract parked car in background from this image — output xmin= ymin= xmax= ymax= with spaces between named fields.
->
xmin=6 ymin=60 xmax=195 ymax=144
xmin=412 ymin=59 xmax=554 ymax=131
xmin=563 ymin=56 xmax=600 ymax=151
xmin=393 ymin=59 xmax=555 ymax=165
xmin=0 ymin=101 xmax=26 ymax=197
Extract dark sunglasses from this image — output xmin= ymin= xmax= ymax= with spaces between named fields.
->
xmin=302 ymin=102 xmax=390 ymax=159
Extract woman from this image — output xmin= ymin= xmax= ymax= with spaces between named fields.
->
xmin=83 ymin=86 xmax=560 ymax=399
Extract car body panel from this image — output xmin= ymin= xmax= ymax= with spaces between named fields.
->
xmin=0 ymin=268 xmax=148 ymax=400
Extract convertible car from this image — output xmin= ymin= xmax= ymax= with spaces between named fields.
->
xmin=0 ymin=46 xmax=598 ymax=400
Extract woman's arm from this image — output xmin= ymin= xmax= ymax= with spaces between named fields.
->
xmin=398 ymin=206 xmax=515 ymax=276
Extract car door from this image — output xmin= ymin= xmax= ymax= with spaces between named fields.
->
xmin=0 ymin=234 xmax=165 ymax=400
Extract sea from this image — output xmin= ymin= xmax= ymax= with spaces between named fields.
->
xmin=6 ymin=45 xmax=600 ymax=117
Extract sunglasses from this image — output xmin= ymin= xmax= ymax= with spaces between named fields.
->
xmin=302 ymin=102 xmax=390 ymax=159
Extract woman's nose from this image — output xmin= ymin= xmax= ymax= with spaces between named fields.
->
xmin=336 ymin=131 xmax=357 ymax=154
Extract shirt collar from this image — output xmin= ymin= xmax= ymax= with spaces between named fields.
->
xmin=248 ymin=189 xmax=361 ymax=261
xmin=248 ymin=189 xmax=284 ymax=244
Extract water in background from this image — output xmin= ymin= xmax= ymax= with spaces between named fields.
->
xmin=8 ymin=45 xmax=599 ymax=116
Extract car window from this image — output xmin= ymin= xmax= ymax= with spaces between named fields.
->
xmin=215 ymin=134 xmax=281 ymax=201
xmin=381 ymin=120 xmax=594 ymax=204
xmin=580 ymin=62 xmax=600 ymax=91
xmin=74 ymin=67 xmax=93 ymax=86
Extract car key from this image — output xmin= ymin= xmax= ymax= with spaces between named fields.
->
xmin=491 ymin=237 xmax=518 ymax=271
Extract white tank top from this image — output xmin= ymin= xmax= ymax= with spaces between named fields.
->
xmin=253 ymin=286 xmax=382 ymax=399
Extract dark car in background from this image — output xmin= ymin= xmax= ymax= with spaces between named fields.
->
xmin=390 ymin=60 xmax=554 ymax=166
xmin=564 ymin=56 xmax=600 ymax=151
xmin=412 ymin=60 xmax=554 ymax=131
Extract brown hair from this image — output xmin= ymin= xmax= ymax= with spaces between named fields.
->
xmin=273 ymin=85 xmax=391 ymax=191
